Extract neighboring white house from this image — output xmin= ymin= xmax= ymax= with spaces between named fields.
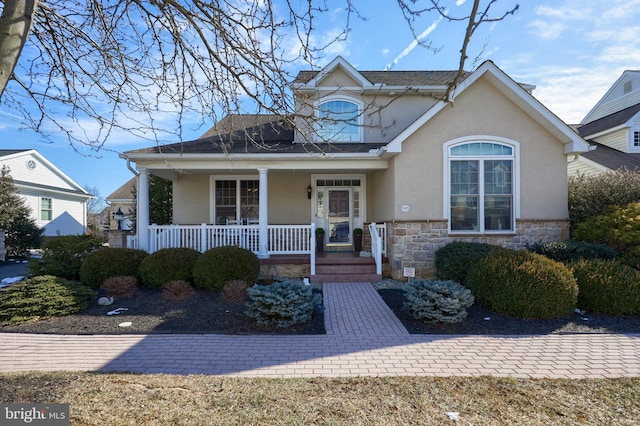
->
xmin=570 ymin=70 xmax=640 ymax=176
xmin=0 ymin=149 xmax=92 ymax=236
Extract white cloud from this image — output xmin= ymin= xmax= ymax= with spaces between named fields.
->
xmin=528 ymin=20 xmax=564 ymax=40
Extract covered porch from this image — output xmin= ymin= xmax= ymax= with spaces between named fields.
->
xmin=127 ymin=222 xmax=387 ymax=281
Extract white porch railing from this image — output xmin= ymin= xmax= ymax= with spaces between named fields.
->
xmin=138 ymin=223 xmax=313 ymax=255
xmin=368 ymin=223 xmax=383 ymax=275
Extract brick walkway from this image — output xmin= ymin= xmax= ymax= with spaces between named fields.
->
xmin=0 ymin=282 xmax=639 ymax=378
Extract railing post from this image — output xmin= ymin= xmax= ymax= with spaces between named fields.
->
xmin=149 ymin=224 xmax=157 ymax=253
xmin=200 ymin=223 xmax=207 ymax=252
xmin=310 ymin=223 xmax=316 ymax=277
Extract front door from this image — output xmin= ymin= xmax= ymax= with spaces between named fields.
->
xmin=327 ymin=188 xmax=351 ymax=245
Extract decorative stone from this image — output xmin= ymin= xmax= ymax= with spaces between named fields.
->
xmin=98 ymin=296 xmax=115 ymax=306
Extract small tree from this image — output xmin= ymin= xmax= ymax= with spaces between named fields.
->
xmin=0 ymin=166 xmax=43 ymax=256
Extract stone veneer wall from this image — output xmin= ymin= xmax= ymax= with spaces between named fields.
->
xmin=386 ymin=219 xmax=570 ymax=280
xmin=260 ymin=263 xmax=310 ymax=280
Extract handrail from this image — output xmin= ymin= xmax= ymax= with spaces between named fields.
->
xmin=368 ymin=222 xmax=382 ymax=275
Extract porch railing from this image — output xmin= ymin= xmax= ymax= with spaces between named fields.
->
xmin=368 ymin=223 xmax=383 ymax=275
xmin=140 ymin=223 xmax=313 ymax=255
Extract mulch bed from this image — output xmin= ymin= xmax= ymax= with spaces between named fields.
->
xmin=0 ymin=287 xmax=325 ymax=335
xmin=1 ymin=284 xmax=639 ymax=336
xmin=379 ymin=288 xmax=640 ymax=335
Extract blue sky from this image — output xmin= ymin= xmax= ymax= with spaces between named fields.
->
xmin=2 ymin=0 xmax=640 ymax=202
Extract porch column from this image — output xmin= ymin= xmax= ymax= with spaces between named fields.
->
xmin=258 ymin=167 xmax=269 ymax=258
xmin=137 ymin=168 xmax=150 ymax=251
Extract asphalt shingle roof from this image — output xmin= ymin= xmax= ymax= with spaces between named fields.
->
xmin=581 ymin=141 xmax=640 ymax=171
xmin=577 ymin=103 xmax=640 ymax=137
xmin=294 ymin=70 xmax=464 ymax=86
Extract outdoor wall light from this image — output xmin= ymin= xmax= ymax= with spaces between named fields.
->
xmin=112 ymin=207 xmax=125 ymax=230
xmin=307 ymin=184 xmax=312 ymax=199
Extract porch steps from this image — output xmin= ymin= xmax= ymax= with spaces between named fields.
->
xmin=311 ymin=255 xmax=382 ymax=283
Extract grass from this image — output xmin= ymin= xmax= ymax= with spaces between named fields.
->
xmin=1 ymin=373 xmax=638 ymax=425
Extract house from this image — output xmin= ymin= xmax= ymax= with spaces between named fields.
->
xmin=121 ymin=56 xmax=589 ymax=280
xmin=104 ymin=177 xmax=136 ymax=232
xmin=570 ymin=70 xmax=640 ymax=176
xmin=0 ymin=149 xmax=92 ymax=237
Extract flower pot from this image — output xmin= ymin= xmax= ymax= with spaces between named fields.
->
xmin=316 ymin=234 xmax=324 ymax=252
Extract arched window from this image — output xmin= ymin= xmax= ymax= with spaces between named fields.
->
xmin=316 ymin=99 xmax=360 ymax=142
xmin=447 ymin=140 xmax=517 ymax=233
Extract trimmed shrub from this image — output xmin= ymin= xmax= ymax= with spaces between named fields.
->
xmin=621 ymin=245 xmax=640 ymax=270
xmin=572 ymin=202 xmax=640 ymax=252
xmin=222 ymin=280 xmax=250 ymax=303
xmin=0 ymin=275 xmax=95 ymax=325
xmin=101 ymin=276 xmax=138 ymax=298
xmin=569 ymin=169 xmax=640 ymax=230
xmin=466 ymin=249 xmax=578 ymax=319
xmin=138 ymin=247 xmax=200 ymax=289
xmin=246 ymin=280 xmax=318 ymax=328
xmin=434 ymin=241 xmax=501 ymax=284
xmin=193 ymin=246 xmax=260 ymax=292
xmin=162 ymin=280 xmax=196 ymax=301
xmin=28 ymin=234 xmax=103 ymax=280
xmin=569 ymin=259 xmax=640 ymax=316
xmin=528 ymin=241 xmax=619 ymax=264
xmin=80 ymin=248 xmax=148 ymax=288
xmin=404 ymin=279 xmax=474 ymax=324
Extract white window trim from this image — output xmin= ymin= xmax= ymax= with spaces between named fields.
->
xmin=442 ymin=136 xmax=521 ymax=233
xmin=40 ymin=197 xmax=53 ymax=223
xmin=630 ymin=128 xmax=640 ymax=152
xmin=314 ymin=95 xmax=364 ymax=143
xmin=209 ymin=175 xmax=259 ymax=224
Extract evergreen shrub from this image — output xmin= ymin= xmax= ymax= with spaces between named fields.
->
xmin=80 ymin=248 xmax=148 ymax=288
xmin=528 ymin=241 xmax=619 ymax=263
xmin=466 ymin=249 xmax=578 ymax=319
xmin=193 ymin=246 xmax=260 ymax=292
xmin=28 ymin=234 xmax=103 ymax=280
xmin=569 ymin=258 xmax=640 ymax=316
xmin=138 ymin=247 xmax=200 ymax=289
xmin=0 ymin=275 xmax=95 ymax=325
xmin=246 ymin=280 xmax=318 ymax=328
xmin=572 ymin=202 xmax=640 ymax=251
xmin=404 ymin=279 xmax=474 ymax=324
xmin=434 ymin=241 xmax=501 ymax=284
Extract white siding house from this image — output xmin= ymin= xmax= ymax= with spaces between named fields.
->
xmin=0 ymin=149 xmax=92 ymax=236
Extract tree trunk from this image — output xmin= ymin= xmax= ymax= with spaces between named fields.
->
xmin=0 ymin=0 xmax=38 ymax=97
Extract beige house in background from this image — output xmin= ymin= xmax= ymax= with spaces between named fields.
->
xmin=121 ymin=56 xmax=589 ymax=280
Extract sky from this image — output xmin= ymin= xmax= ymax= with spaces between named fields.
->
xmin=2 ymin=0 xmax=640 ymax=204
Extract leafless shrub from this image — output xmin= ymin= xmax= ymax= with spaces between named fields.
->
xmin=222 ymin=280 xmax=249 ymax=304
xmin=101 ymin=276 xmax=138 ymax=298
xmin=162 ymin=280 xmax=196 ymax=301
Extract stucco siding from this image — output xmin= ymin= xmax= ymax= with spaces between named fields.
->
xmin=268 ymin=172 xmax=312 ymax=224
xmin=391 ymin=77 xmax=569 ymax=221
xmin=172 ymin=174 xmax=210 ymax=224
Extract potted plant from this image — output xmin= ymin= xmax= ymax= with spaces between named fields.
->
xmin=353 ymin=228 xmax=363 ymax=252
xmin=315 ymin=227 xmax=325 ymax=252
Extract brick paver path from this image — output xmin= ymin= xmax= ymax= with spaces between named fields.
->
xmin=0 ymin=282 xmax=639 ymax=378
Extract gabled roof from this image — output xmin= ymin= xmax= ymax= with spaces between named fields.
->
xmin=293 ymin=56 xmax=462 ymax=89
xmin=384 ymin=61 xmax=589 ymax=156
xmin=0 ymin=149 xmax=90 ymax=197
xmin=577 ymin=103 xmax=640 ymax=138
xmin=581 ymin=70 xmax=640 ymax=124
xmin=106 ymin=177 xmax=136 ymax=202
xmin=579 ymin=141 xmax=640 ymax=172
